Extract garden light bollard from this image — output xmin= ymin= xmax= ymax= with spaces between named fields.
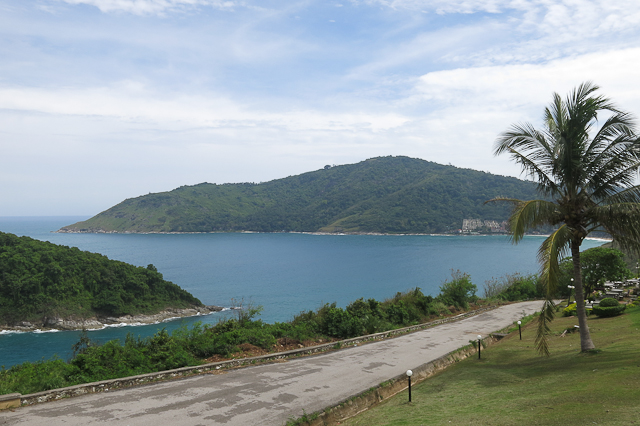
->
xmin=517 ymin=320 xmax=522 ymax=340
xmin=477 ymin=335 xmax=482 ymax=359
xmin=406 ymin=370 xmax=413 ymax=402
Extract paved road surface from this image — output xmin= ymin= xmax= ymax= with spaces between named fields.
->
xmin=1 ymin=301 xmax=543 ymax=426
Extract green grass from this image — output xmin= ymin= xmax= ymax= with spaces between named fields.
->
xmin=342 ymin=306 xmax=640 ymax=426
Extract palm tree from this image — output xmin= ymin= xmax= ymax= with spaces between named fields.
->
xmin=491 ymin=82 xmax=640 ymax=355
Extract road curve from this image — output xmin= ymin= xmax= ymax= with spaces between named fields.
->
xmin=2 ymin=301 xmax=543 ymax=426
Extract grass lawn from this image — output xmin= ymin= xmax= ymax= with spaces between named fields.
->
xmin=342 ymin=305 xmax=640 ymax=426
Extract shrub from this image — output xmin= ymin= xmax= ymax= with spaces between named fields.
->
xmin=385 ymin=300 xmax=420 ymax=326
xmin=563 ymin=303 xmax=577 ymax=317
xmin=346 ymin=298 xmax=373 ymax=318
xmin=320 ymin=307 xmax=363 ymax=339
xmin=599 ymin=297 xmax=620 ymax=307
xmin=438 ymin=270 xmax=477 ymax=310
xmin=235 ymin=327 xmax=277 ymax=349
xmin=592 ymin=298 xmax=626 ymax=317
xmin=484 ymin=273 xmax=541 ymax=301
xmin=427 ymin=301 xmax=450 ymax=316
xmin=361 ymin=315 xmax=391 ymax=334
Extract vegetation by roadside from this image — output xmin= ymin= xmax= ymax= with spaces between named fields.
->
xmin=0 ymin=269 xmax=530 ymax=396
xmin=339 ymin=305 xmax=640 ymax=426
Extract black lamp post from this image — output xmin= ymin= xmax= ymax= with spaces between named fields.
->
xmin=477 ymin=335 xmax=482 ymax=359
xmin=517 ymin=320 xmax=522 ymax=340
xmin=406 ymin=369 xmax=413 ymax=402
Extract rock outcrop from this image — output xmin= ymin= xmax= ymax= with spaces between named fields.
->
xmin=1 ymin=305 xmax=224 ymax=332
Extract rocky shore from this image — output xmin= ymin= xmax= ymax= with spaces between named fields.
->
xmin=1 ymin=305 xmax=225 ymax=332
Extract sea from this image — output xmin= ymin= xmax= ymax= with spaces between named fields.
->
xmin=0 ymin=216 xmax=604 ymax=368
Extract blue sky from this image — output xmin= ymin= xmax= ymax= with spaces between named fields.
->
xmin=2 ymin=0 xmax=640 ymax=215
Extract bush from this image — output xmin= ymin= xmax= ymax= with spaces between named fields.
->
xmin=0 ymin=359 xmax=74 ymax=395
xmin=599 ymin=297 xmax=620 ymax=307
xmin=320 ymin=307 xmax=363 ymax=339
xmin=592 ymin=298 xmax=626 ymax=317
xmin=385 ymin=300 xmax=420 ymax=326
xmin=427 ymin=301 xmax=450 ymax=316
xmin=563 ymin=303 xmax=577 ymax=317
xmin=483 ymin=273 xmax=541 ymax=301
xmin=438 ymin=270 xmax=477 ymax=310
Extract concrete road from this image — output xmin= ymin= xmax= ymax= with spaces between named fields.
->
xmin=1 ymin=301 xmax=543 ymax=426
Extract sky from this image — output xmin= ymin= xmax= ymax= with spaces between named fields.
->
xmin=2 ymin=0 xmax=640 ymax=216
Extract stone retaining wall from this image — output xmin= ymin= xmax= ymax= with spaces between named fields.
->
xmin=19 ymin=304 xmax=500 ymax=407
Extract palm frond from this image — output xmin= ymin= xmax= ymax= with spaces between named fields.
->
xmin=588 ymin=153 xmax=640 ymax=201
xmin=596 ymin=184 xmax=640 ymax=205
xmin=588 ymin=203 xmax=640 ymax=255
xmin=535 ymin=225 xmax=571 ymax=356
xmin=586 ymin=112 xmax=637 ymax=159
xmin=507 ymin=199 xmax=560 ymax=243
xmin=584 ymin=114 xmax=638 ymax=187
xmin=494 ymin=131 xmax=557 ymax=195
xmin=535 ymin=299 xmax=556 ymax=357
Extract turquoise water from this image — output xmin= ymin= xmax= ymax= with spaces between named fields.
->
xmin=0 ymin=217 xmax=604 ymax=367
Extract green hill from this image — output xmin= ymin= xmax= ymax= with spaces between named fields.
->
xmin=0 ymin=232 xmax=203 ymax=326
xmin=59 ymin=156 xmax=540 ymax=234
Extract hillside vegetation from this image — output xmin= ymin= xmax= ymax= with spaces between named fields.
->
xmin=59 ymin=156 xmax=539 ymax=234
xmin=0 ymin=232 xmax=202 ymax=325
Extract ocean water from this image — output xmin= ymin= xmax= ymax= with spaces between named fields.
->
xmin=0 ymin=217 xmax=604 ymax=367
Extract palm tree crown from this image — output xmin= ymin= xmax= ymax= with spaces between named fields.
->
xmin=492 ymin=82 xmax=640 ymax=355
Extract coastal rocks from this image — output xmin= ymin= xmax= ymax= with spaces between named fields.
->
xmin=99 ymin=306 xmax=223 ymax=326
xmin=0 ymin=305 xmax=224 ymax=332
xmin=44 ymin=317 xmax=104 ymax=330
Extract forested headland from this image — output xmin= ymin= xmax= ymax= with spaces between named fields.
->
xmin=0 ymin=232 xmax=206 ymax=329
xmin=59 ymin=156 xmax=540 ymax=234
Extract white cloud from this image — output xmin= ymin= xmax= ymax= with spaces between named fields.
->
xmin=412 ymin=47 xmax=640 ymax=111
xmin=0 ymin=82 xmax=409 ymax=133
xmin=59 ymin=0 xmax=240 ymax=15
xmin=352 ymin=0 xmax=640 ymax=67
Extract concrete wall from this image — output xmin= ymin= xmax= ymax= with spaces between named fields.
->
xmin=0 ymin=393 xmax=21 ymax=410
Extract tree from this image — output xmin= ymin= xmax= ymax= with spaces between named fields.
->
xmin=559 ymin=247 xmax=631 ymax=297
xmin=490 ymin=82 xmax=640 ymax=355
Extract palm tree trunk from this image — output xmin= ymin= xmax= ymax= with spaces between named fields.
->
xmin=571 ymin=240 xmax=596 ymax=351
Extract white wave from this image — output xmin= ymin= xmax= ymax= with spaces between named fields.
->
xmin=32 ymin=329 xmax=61 ymax=333
xmin=0 ymin=329 xmax=25 ymax=335
xmin=103 ymin=322 xmax=147 ymax=328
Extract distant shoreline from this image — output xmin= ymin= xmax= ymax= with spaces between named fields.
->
xmin=55 ymin=228 xmax=613 ymax=242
